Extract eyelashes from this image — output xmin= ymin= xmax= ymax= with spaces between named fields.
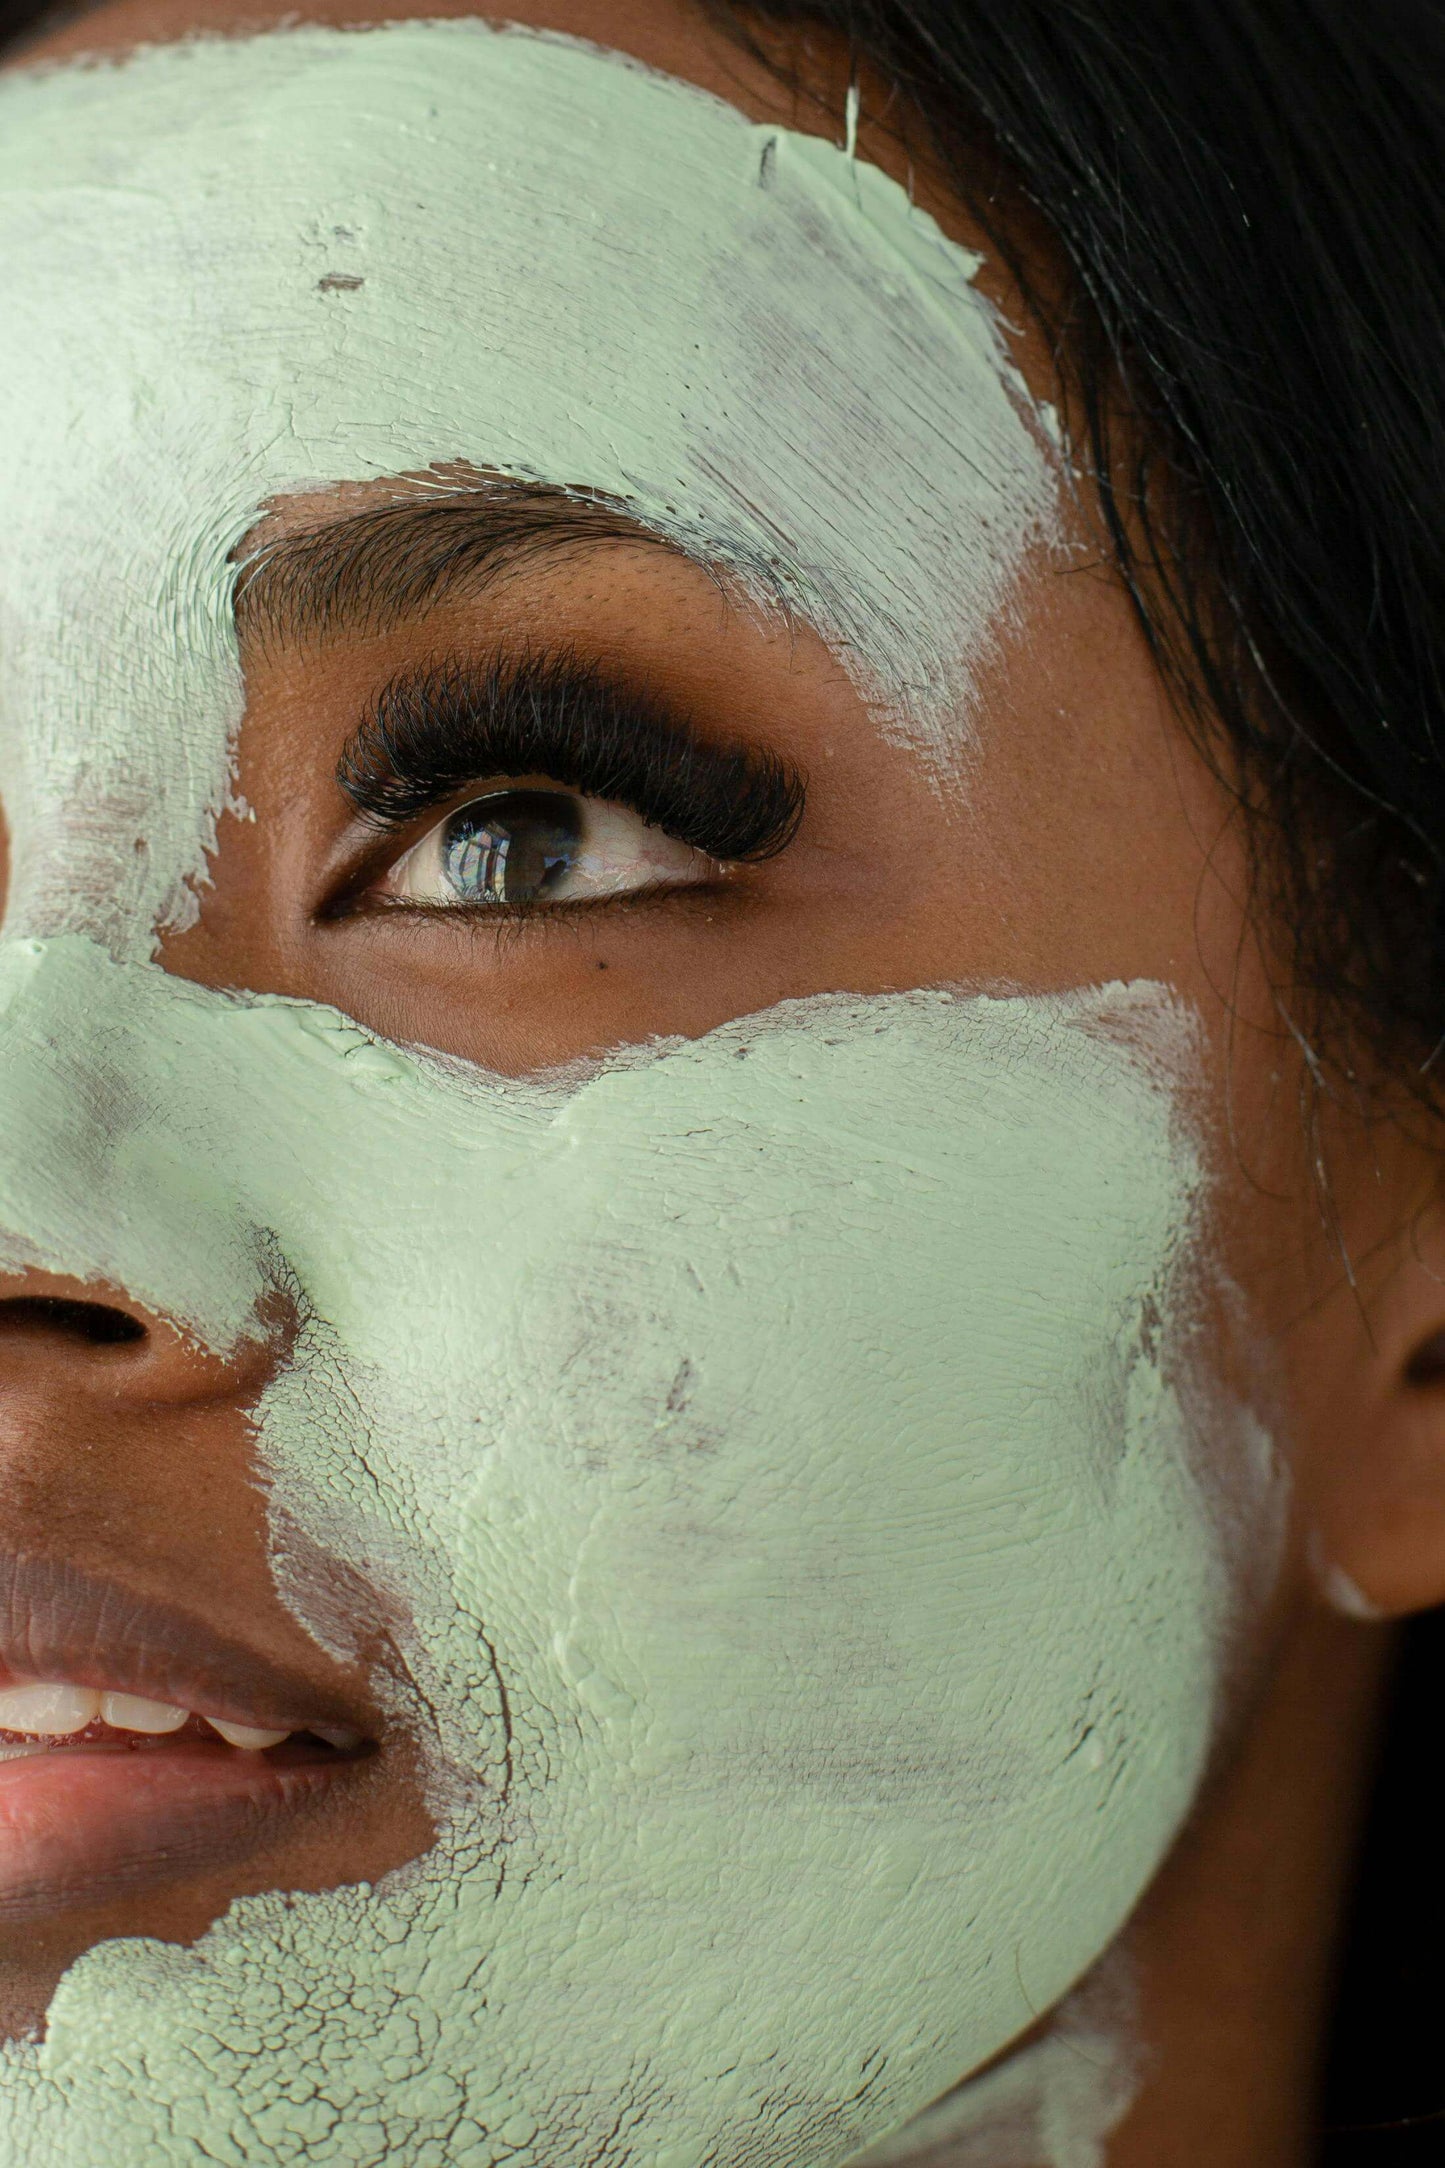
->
xmin=335 ymin=649 xmax=807 ymax=867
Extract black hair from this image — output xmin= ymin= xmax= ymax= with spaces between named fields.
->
xmin=700 ymin=16 xmax=1445 ymax=2154
xmin=701 ymin=0 xmax=1445 ymax=1096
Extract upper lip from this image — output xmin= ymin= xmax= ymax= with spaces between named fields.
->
xmin=0 ymin=1549 xmax=370 ymax=1739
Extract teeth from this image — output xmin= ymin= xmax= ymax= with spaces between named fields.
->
xmin=100 ymin=1693 xmax=188 ymax=1734
xmin=0 ymin=1683 xmax=298 ymax=1749
xmin=312 ymin=1723 xmax=364 ymax=1752
xmin=205 ymin=1718 xmax=290 ymax=1750
xmin=0 ymin=1683 xmax=101 ymax=1735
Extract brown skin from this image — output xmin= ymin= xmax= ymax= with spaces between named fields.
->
xmin=3 ymin=0 xmax=1445 ymax=2158
xmin=0 ymin=1249 xmax=438 ymax=2028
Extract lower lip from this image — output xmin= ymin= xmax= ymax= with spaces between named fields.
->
xmin=0 ymin=1737 xmax=358 ymax=1923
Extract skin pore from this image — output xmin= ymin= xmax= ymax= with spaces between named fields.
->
xmin=2 ymin=3 xmax=1445 ymax=2165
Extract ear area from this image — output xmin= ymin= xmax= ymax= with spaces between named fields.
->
xmin=1306 ymin=1250 xmax=1445 ymax=1624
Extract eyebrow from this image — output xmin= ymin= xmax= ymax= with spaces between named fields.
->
xmin=232 ymin=485 xmax=674 ymax=653
xmin=239 ymin=484 xmax=807 ymax=865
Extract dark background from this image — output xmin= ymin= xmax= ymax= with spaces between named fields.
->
xmin=1320 ymin=1606 xmax=1445 ymax=2163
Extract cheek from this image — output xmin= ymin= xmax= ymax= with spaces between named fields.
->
xmin=0 ymin=939 xmax=1281 ymax=2164
xmin=249 ymin=984 xmax=1272 ymax=2139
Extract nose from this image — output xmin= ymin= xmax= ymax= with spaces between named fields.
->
xmin=0 ymin=1269 xmax=282 ymax=1407
xmin=0 ymin=1294 xmax=143 ymax=1347
xmin=0 ymin=937 xmax=275 ymax=1361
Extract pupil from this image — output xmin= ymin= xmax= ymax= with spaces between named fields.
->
xmin=441 ymin=791 xmax=582 ymax=905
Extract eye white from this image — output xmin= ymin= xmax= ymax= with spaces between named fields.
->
xmin=380 ymin=787 xmax=712 ymax=909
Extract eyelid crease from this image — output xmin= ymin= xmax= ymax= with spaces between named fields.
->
xmin=335 ymin=649 xmax=807 ymax=867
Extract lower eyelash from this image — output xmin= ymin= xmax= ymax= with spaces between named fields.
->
xmin=339 ymin=875 xmax=733 ymax=937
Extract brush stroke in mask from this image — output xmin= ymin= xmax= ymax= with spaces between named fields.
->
xmin=0 ymin=19 xmax=1058 ymax=962
xmin=0 ymin=943 xmax=1277 ymax=2166
xmin=0 ymin=23 xmax=1280 ymax=2167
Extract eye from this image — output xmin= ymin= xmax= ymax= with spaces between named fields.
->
xmin=373 ymin=786 xmax=717 ymax=911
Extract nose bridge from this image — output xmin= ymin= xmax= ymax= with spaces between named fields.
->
xmin=0 ymin=935 xmax=268 ymax=1353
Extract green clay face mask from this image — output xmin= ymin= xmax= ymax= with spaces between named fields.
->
xmin=0 ymin=23 xmax=1280 ymax=2167
xmin=0 ymin=19 xmax=1058 ymax=961
xmin=0 ymin=949 xmax=1274 ymax=2167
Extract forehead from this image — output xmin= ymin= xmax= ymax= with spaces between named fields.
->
xmin=0 ymin=22 xmax=1054 ymax=953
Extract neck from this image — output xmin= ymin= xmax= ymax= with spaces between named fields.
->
xmin=854 ymin=1605 xmax=1391 ymax=2168
xmin=1108 ymin=1605 xmax=1389 ymax=2165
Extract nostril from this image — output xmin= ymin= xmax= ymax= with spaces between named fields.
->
xmin=0 ymin=1296 xmax=147 ymax=1346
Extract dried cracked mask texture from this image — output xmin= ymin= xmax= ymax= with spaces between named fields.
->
xmin=0 ymin=946 xmax=1271 ymax=2166
xmin=0 ymin=22 xmax=1279 ymax=2167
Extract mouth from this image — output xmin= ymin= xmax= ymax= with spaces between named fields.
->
xmin=0 ymin=1552 xmax=375 ymax=1925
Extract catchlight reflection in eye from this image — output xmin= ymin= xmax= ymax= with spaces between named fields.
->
xmin=382 ymin=788 xmax=714 ymax=909
xmin=445 ymin=791 xmax=577 ymax=906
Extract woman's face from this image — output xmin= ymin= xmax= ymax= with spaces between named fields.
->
xmin=0 ymin=2 xmax=1424 ymax=2163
